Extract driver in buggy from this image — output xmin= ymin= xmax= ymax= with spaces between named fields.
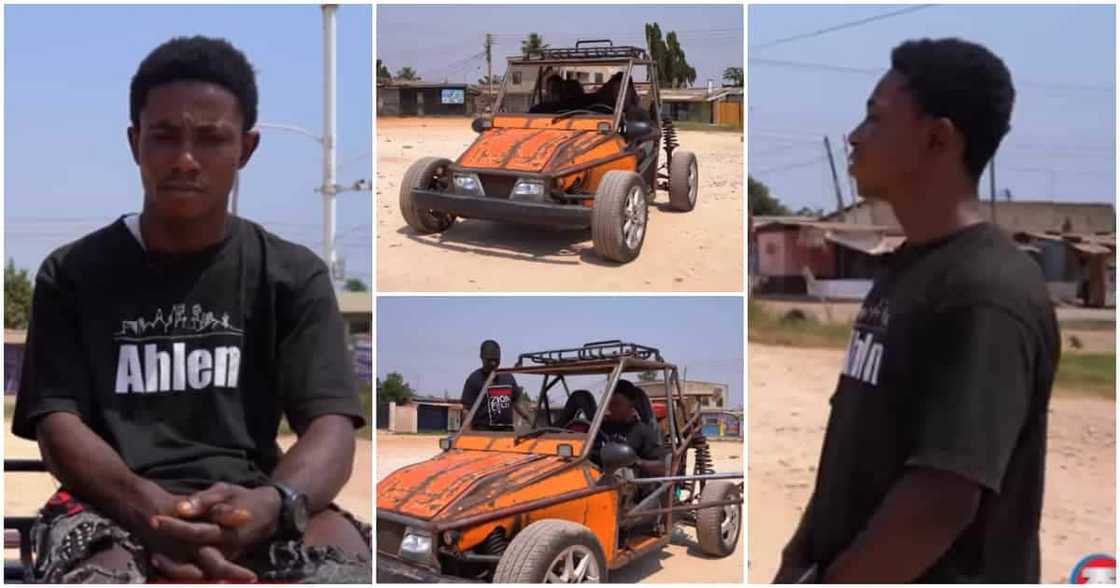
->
xmin=594 ymin=379 xmax=667 ymax=477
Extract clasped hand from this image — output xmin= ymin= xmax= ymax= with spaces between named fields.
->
xmin=145 ymin=482 xmax=281 ymax=582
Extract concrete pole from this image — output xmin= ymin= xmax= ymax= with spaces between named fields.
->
xmin=323 ymin=5 xmax=338 ymax=278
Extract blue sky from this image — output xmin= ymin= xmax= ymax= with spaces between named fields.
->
xmin=748 ymin=5 xmax=1115 ymax=212
xmin=4 ymin=5 xmax=372 ymax=283
xmin=376 ymin=297 xmax=744 ymax=408
xmin=377 ymin=4 xmax=743 ymax=88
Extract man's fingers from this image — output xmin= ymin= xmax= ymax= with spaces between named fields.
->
xmin=150 ymin=552 xmax=205 ymax=581
xmin=210 ymin=503 xmax=253 ymax=527
xmin=195 ymin=546 xmax=256 ymax=582
xmin=176 ymin=483 xmax=236 ymax=518
xmin=150 ymin=515 xmax=225 ymax=544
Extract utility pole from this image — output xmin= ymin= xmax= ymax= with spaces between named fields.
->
xmin=841 ymin=134 xmax=857 ymax=205
xmin=485 ymin=33 xmax=494 ymax=100
xmin=988 ymin=155 xmax=997 ymax=225
xmin=322 ymin=5 xmax=339 ymax=280
xmin=823 ymin=136 xmax=845 ymax=220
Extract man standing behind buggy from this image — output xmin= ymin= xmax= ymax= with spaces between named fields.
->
xmin=12 ymin=36 xmax=370 ymax=582
xmin=461 ymin=339 xmax=519 ymax=429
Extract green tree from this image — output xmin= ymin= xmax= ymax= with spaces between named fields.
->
xmin=646 ymin=24 xmax=697 ymax=88
xmin=665 ymin=32 xmax=696 ymax=88
xmin=645 ymin=24 xmax=669 ymax=86
xmin=395 ymin=66 xmax=420 ymax=81
xmin=4 ymin=258 xmax=32 ymax=329
xmin=376 ymin=59 xmax=392 ymax=81
xmin=377 ymin=372 xmax=414 ymax=405
xmin=748 ymin=175 xmax=791 ymax=216
xmin=344 ymin=278 xmax=368 ymax=292
xmin=723 ymin=66 xmax=743 ymax=87
xmin=521 ymin=33 xmax=549 ymax=55
xmin=637 ymin=370 xmax=659 ymax=382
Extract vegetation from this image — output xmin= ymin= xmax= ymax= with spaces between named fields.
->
xmin=521 ymin=33 xmax=549 ymax=54
xmin=395 ymin=66 xmax=420 ymax=81
xmin=343 ymin=278 xmax=368 ymax=292
xmin=378 ymin=372 xmax=415 ymax=405
xmin=5 ymin=258 xmax=33 ymax=329
xmin=723 ymin=66 xmax=743 ymax=87
xmin=1054 ymin=353 xmax=1115 ymax=398
xmin=645 ymin=23 xmax=696 ymax=88
xmin=376 ymin=59 xmax=392 ymax=81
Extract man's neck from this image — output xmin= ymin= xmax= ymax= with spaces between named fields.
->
xmin=887 ymin=176 xmax=985 ymax=245
xmin=139 ymin=209 xmax=230 ymax=255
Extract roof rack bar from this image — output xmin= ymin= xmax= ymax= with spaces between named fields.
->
xmin=515 ymin=341 xmax=663 ymax=367
xmin=576 ymin=39 xmax=613 ymax=47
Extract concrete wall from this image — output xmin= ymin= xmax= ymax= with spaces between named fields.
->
xmin=388 ymin=402 xmax=417 ymax=433
xmin=807 ymin=279 xmax=874 ymax=301
xmin=756 ymin=229 xmax=834 ymax=278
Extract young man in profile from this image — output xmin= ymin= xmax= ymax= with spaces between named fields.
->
xmin=13 ymin=36 xmax=370 ymax=582
xmin=775 ymin=38 xmax=1059 ymax=583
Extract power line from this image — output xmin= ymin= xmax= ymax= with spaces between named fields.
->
xmin=750 ymin=5 xmax=935 ymax=51
xmin=749 ymin=57 xmax=1116 ymax=94
xmin=752 ymin=156 xmax=826 ymax=176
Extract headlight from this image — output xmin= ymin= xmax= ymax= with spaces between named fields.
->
xmin=453 ymin=173 xmax=483 ymax=195
xmin=399 ymin=531 xmax=434 ymax=563
xmin=511 ymin=179 xmax=545 ymax=200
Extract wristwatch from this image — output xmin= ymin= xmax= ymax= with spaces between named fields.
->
xmin=268 ymin=482 xmax=310 ymax=540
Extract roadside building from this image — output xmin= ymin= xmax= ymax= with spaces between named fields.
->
xmin=384 ymin=397 xmax=464 ymax=433
xmin=377 ymin=81 xmax=480 ymax=116
xmin=660 ymin=86 xmax=743 ymax=127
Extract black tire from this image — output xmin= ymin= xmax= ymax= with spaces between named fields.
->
xmin=399 ymin=157 xmax=456 ymax=234
xmin=668 ymin=150 xmax=698 ymax=212
xmin=493 ymin=519 xmax=607 ymax=583
xmin=591 ymin=171 xmax=648 ymax=263
xmin=695 ymin=481 xmax=741 ymax=557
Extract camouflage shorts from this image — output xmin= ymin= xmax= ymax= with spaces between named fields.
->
xmin=29 ymin=489 xmax=372 ymax=584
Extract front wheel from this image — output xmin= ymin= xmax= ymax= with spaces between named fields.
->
xmin=399 ymin=157 xmax=456 ymax=234
xmin=493 ymin=519 xmax=607 ymax=583
xmin=591 ymin=171 xmax=648 ymax=263
xmin=695 ymin=481 xmax=741 ymax=557
xmin=668 ymin=150 xmax=698 ymax=212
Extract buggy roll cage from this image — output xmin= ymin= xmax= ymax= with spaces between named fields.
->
xmin=378 ymin=340 xmax=742 ymax=546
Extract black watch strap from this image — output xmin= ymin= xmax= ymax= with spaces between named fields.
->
xmin=268 ymin=482 xmax=309 ymax=540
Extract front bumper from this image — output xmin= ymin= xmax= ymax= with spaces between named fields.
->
xmin=411 ymin=188 xmax=592 ymax=228
xmin=376 ymin=553 xmax=471 ymax=583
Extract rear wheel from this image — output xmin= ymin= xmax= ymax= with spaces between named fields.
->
xmin=696 ymin=481 xmax=741 ymax=557
xmin=400 ymin=157 xmax=456 ymax=234
xmin=591 ymin=171 xmax=648 ymax=263
xmin=668 ymin=150 xmax=698 ymax=212
xmin=494 ymin=519 xmax=607 ymax=583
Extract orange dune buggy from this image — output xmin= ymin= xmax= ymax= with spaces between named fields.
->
xmin=399 ymin=40 xmax=699 ymax=263
xmin=377 ymin=341 xmax=742 ymax=583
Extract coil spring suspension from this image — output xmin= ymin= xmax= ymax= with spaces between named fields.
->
xmin=693 ymin=434 xmax=715 ymax=476
xmin=481 ymin=527 xmax=509 ymax=556
xmin=661 ymin=114 xmax=679 ymax=160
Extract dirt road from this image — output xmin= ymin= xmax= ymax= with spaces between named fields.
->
xmin=4 ymin=430 xmax=372 ymax=525
xmin=376 ymin=117 xmax=743 ymax=292
xmin=376 ymin=432 xmax=745 ymax=582
xmin=748 ymin=343 xmax=1115 ymax=583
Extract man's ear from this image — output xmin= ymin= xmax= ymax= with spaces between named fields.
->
xmin=127 ymin=126 xmax=141 ymax=165
xmin=239 ymin=130 xmax=261 ymax=169
xmin=927 ymin=117 xmax=960 ymax=160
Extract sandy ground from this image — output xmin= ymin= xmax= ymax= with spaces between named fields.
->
xmin=376 ymin=431 xmax=745 ymax=582
xmin=748 ymin=343 xmax=1116 ymax=583
xmin=4 ymin=430 xmax=372 ymax=540
xmin=376 ymin=117 xmax=743 ymax=292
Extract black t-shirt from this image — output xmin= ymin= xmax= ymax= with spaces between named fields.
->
xmin=805 ymin=222 xmax=1059 ymax=583
xmin=599 ymin=417 xmax=665 ymax=461
xmin=461 ymin=368 xmax=518 ymax=427
xmin=12 ymin=216 xmax=366 ymax=495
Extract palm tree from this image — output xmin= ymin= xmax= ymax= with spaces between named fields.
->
xmin=521 ymin=33 xmax=549 ymax=55
xmin=395 ymin=66 xmax=420 ymax=81
xmin=723 ymin=67 xmax=743 ymax=87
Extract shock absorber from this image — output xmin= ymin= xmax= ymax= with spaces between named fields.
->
xmin=661 ymin=113 xmax=679 ymax=160
xmin=694 ymin=434 xmax=715 ymax=476
xmin=481 ymin=527 xmax=509 ymax=556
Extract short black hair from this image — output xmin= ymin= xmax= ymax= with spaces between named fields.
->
xmin=480 ymin=340 xmax=500 ymax=359
xmin=890 ymin=38 xmax=1015 ymax=180
xmin=130 ymin=36 xmax=258 ymax=132
xmin=613 ymin=379 xmax=640 ymax=403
